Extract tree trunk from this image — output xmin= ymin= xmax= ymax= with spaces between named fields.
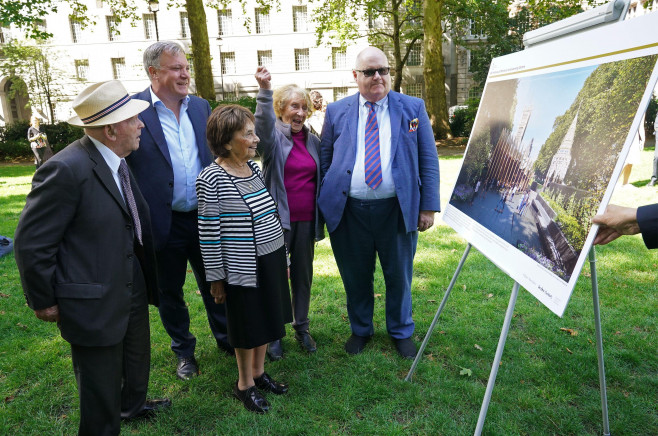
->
xmin=423 ymin=0 xmax=452 ymax=139
xmin=392 ymin=1 xmax=403 ymax=92
xmin=185 ymin=0 xmax=215 ymax=100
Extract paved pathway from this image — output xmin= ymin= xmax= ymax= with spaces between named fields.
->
xmin=452 ymin=188 xmax=544 ymax=253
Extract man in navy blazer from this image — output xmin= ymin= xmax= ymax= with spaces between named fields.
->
xmin=126 ymin=41 xmax=231 ymax=380
xmin=318 ymin=47 xmax=440 ymax=358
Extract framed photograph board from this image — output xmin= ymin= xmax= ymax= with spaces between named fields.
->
xmin=443 ymin=13 xmax=658 ymax=316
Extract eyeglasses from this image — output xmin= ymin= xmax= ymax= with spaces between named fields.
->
xmin=160 ymin=65 xmax=191 ymax=73
xmin=355 ymin=67 xmax=390 ymax=77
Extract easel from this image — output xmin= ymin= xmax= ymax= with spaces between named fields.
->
xmin=405 ymin=245 xmax=609 ymax=435
xmin=404 ymin=2 xmax=632 ymax=434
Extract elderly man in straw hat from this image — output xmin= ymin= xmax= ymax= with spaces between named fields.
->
xmin=15 ymin=80 xmax=171 ymax=435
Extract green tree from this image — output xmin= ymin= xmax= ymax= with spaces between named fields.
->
xmin=423 ymin=0 xmax=451 ymax=139
xmin=0 ymin=40 xmax=63 ymax=122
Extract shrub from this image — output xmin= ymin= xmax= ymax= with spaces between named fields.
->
xmin=41 ymin=122 xmax=84 ymax=153
xmin=449 ymin=97 xmax=480 ymax=137
xmin=208 ymin=96 xmax=257 ymax=113
xmin=0 ymin=121 xmax=84 ymax=159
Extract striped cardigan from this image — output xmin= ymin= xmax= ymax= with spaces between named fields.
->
xmin=197 ymin=161 xmax=285 ymax=288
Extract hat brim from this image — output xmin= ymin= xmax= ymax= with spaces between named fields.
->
xmin=68 ymin=99 xmax=150 ymax=127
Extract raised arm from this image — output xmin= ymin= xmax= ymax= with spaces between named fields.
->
xmin=253 ymin=66 xmax=277 ymax=162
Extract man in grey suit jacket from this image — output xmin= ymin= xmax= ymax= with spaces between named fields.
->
xmin=15 ymin=80 xmax=170 ymax=436
xmin=318 ymin=47 xmax=440 ymax=358
xmin=126 ymin=41 xmax=231 ymax=380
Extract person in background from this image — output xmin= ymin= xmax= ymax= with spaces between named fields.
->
xmin=306 ymin=90 xmax=326 ymax=136
xmin=318 ymin=46 xmax=440 ymax=359
xmin=620 ymin=114 xmax=645 ymax=186
xmin=127 ymin=41 xmax=232 ymax=381
xmin=647 ymin=110 xmax=658 ymax=186
xmin=254 ymin=66 xmax=323 ymax=361
xmin=197 ymin=105 xmax=292 ymax=414
xmin=14 ymin=80 xmax=170 ymax=435
xmin=27 ymin=116 xmax=53 ymax=169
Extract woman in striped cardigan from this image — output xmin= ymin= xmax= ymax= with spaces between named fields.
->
xmin=197 ymin=105 xmax=292 ymax=414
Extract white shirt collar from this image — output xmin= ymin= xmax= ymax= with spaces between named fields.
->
xmin=88 ymin=136 xmax=122 ymax=174
xmin=359 ymin=93 xmax=389 ymax=109
xmin=149 ymin=87 xmax=190 ymax=108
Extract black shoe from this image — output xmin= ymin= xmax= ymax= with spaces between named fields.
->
xmin=344 ymin=333 xmax=372 ymax=355
xmin=123 ymin=398 xmax=172 ymax=421
xmin=233 ymin=382 xmax=270 ymax=413
xmin=254 ymin=372 xmax=288 ymax=395
xmin=294 ymin=330 xmax=317 ymax=353
xmin=392 ymin=337 xmax=417 ymax=359
xmin=266 ymin=339 xmax=283 ymax=361
xmin=176 ymin=355 xmax=199 ymax=380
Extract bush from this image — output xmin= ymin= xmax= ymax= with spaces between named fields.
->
xmin=208 ymin=96 xmax=257 ymax=113
xmin=449 ymin=97 xmax=480 ymax=137
xmin=0 ymin=121 xmax=84 ymax=159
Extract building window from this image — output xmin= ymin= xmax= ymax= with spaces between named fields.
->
xmin=70 ymin=17 xmax=82 ymax=43
xmin=255 ymin=8 xmax=270 ymax=34
xmin=332 ymin=47 xmax=347 ymax=69
xmin=111 ymin=58 xmax=126 ymax=79
xmin=35 ymin=19 xmax=47 ymax=33
xmin=218 ymin=9 xmax=232 ymax=36
xmin=221 ymin=52 xmax=236 ymax=74
xmin=292 ymin=6 xmax=308 ymax=32
xmin=405 ymin=83 xmax=423 ymax=98
xmin=333 ymin=87 xmax=348 ymax=101
xmin=180 ymin=12 xmax=190 ymax=38
xmin=407 ymin=42 xmax=422 ymax=66
xmin=143 ymin=14 xmax=156 ymax=40
xmin=468 ymin=19 xmax=485 ymax=38
xmin=75 ymin=59 xmax=89 ymax=81
xmin=257 ymin=50 xmax=273 ymax=67
xmin=468 ymin=86 xmax=482 ymax=100
xmin=294 ymin=48 xmax=310 ymax=71
xmin=106 ymin=15 xmax=119 ymax=41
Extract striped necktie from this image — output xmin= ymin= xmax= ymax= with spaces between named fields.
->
xmin=364 ymin=101 xmax=382 ymax=189
xmin=118 ymin=159 xmax=143 ymax=245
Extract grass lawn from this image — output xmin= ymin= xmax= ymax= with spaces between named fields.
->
xmin=0 ymin=150 xmax=656 ymax=435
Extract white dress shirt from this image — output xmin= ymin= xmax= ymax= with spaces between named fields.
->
xmin=349 ymin=94 xmax=396 ymax=199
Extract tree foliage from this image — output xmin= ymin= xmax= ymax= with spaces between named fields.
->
xmin=534 ymin=55 xmax=658 ymax=196
xmin=0 ymin=40 xmax=63 ymax=122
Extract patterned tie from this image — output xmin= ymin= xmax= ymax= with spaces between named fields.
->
xmin=364 ymin=102 xmax=382 ymax=189
xmin=118 ymin=159 xmax=143 ymax=245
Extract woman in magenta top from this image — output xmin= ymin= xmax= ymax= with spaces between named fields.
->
xmin=254 ymin=66 xmax=324 ymax=360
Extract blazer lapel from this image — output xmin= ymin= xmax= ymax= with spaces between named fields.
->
xmin=346 ymin=94 xmax=360 ymax=161
xmin=388 ymin=91 xmax=402 ymax=160
xmin=187 ymin=98 xmax=211 ymax=163
xmin=138 ymin=92 xmax=173 ymax=169
xmin=83 ymin=136 xmax=129 ymax=216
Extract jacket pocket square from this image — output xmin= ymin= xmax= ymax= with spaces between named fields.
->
xmin=409 ymin=118 xmax=419 ymax=132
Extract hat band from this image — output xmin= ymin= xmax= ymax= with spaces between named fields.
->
xmin=80 ymin=94 xmax=131 ymax=124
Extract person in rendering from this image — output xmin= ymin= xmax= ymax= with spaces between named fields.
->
xmin=253 ymin=66 xmax=323 ymax=361
xmin=592 ymin=203 xmax=658 ymax=248
xmin=126 ymin=41 xmax=231 ymax=380
xmin=27 ymin=116 xmax=53 ymax=169
xmin=14 ymin=80 xmax=170 ymax=436
xmin=318 ymin=46 xmax=440 ymax=359
xmin=197 ymin=105 xmax=292 ymax=414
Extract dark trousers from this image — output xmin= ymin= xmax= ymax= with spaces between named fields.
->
xmin=329 ymin=197 xmax=417 ymax=339
xmin=71 ymin=258 xmax=150 ymax=436
xmin=156 ymin=210 xmax=229 ymax=357
xmin=284 ymin=221 xmax=315 ymax=332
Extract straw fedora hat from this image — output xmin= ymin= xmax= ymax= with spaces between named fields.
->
xmin=68 ymin=80 xmax=149 ymax=127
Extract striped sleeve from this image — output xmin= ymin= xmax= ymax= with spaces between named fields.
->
xmin=196 ymin=166 xmax=226 ymax=282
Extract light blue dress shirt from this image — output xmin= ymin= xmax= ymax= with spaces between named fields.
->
xmin=349 ymin=94 xmax=396 ymax=200
xmin=89 ymin=136 xmax=125 ymax=203
xmin=150 ymin=87 xmax=202 ymax=212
